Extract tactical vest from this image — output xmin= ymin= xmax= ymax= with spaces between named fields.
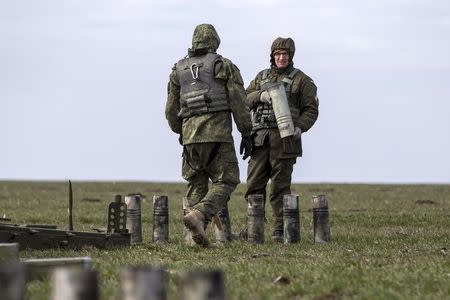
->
xmin=252 ymin=68 xmax=301 ymax=132
xmin=176 ymin=53 xmax=230 ymax=118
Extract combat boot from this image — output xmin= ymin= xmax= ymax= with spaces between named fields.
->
xmin=183 ymin=209 xmax=210 ymax=247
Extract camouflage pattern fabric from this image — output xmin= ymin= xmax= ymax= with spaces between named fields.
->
xmin=165 ymin=24 xmax=251 ymax=221
xmin=191 ymin=24 xmax=220 ymax=52
xmin=182 ymin=142 xmax=239 ymax=221
xmin=165 ymin=26 xmax=251 ymax=143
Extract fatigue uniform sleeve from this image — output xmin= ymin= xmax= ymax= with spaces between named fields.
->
xmin=165 ymin=66 xmax=182 ymax=134
xmin=245 ymin=71 xmax=264 ymax=110
xmin=216 ymin=59 xmax=252 ymax=137
xmin=296 ymin=76 xmax=319 ymax=133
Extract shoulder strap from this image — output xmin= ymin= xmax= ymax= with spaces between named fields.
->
xmin=259 ymin=69 xmax=271 ymax=88
xmin=281 ymin=68 xmax=300 ymax=95
xmin=281 ymin=68 xmax=299 ymax=86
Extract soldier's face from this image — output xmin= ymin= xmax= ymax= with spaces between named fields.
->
xmin=274 ymin=50 xmax=289 ymax=68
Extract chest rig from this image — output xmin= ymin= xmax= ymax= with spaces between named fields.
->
xmin=176 ymin=53 xmax=229 ymax=118
xmin=252 ymin=68 xmax=300 ymax=132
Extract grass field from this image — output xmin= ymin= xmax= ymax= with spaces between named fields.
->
xmin=1 ymin=181 xmax=449 ymax=299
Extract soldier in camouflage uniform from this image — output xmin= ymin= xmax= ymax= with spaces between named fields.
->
xmin=245 ymin=37 xmax=319 ymax=241
xmin=166 ymin=24 xmax=252 ymax=247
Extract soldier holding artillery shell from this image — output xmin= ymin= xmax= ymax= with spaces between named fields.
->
xmin=166 ymin=24 xmax=252 ymax=247
xmin=244 ymin=37 xmax=319 ymax=241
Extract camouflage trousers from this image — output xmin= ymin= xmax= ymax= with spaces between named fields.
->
xmin=245 ymin=134 xmax=296 ymax=230
xmin=182 ymin=142 xmax=240 ymax=221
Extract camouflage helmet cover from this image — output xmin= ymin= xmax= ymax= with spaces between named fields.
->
xmin=191 ymin=24 xmax=221 ymax=52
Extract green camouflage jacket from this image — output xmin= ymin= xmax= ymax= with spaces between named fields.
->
xmin=166 ymin=59 xmax=251 ymax=144
xmin=165 ymin=24 xmax=251 ymax=144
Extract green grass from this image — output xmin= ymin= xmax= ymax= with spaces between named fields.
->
xmin=1 ymin=181 xmax=449 ymax=299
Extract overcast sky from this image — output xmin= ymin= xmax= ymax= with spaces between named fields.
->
xmin=1 ymin=0 xmax=449 ymax=183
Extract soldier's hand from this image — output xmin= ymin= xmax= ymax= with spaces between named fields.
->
xmin=260 ymin=91 xmax=271 ymax=104
xmin=293 ymin=127 xmax=302 ymax=139
xmin=240 ymin=136 xmax=253 ymax=160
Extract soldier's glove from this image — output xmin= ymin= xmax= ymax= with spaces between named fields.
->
xmin=240 ymin=136 xmax=253 ymax=160
xmin=293 ymin=127 xmax=302 ymax=139
xmin=260 ymin=91 xmax=271 ymax=104
xmin=178 ymin=134 xmax=183 ymax=145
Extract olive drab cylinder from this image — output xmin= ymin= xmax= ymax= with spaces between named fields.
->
xmin=125 ymin=194 xmax=143 ymax=244
xmin=23 ymin=257 xmax=92 ymax=281
xmin=0 ymin=262 xmax=25 ymax=300
xmin=51 ymin=268 xmax=99 ymax=300
xmin=313 ymin=194 xmax=331 ymax=243
xmin=120 ymin=266 xmax=167 ymax=300
xmin=214 ymin=203 xmax=232 ymax=243
xmin=283 ymin=194 xmax=300 ymax=243
xmin=153 ymin=195 xmax=169 ymax=243
xmin=0 ymin=243 xmax=19 ymax=264
xmin=179 ymin=269 xmax=225 ymax=300
xmin=247 ymin=194 xmax=265 ymax=244
xmin=266 ymin=82 xmax=295 ymax=138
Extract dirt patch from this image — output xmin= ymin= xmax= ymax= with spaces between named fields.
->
xmin=250 ymin=253 xmax=270 ymax=259
xmin=415 ymin=199 xmax=437 ymax=205
xmin=81 ymin=198 xmax=101 ymax=202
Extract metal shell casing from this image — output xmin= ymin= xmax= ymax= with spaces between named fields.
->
xmin=267 ymin=82 xmax=295 ymax=138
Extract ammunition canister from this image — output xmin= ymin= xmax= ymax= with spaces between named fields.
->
xmin=0 ymin=243 xmax=19 ymax=263
xmin=51 ymin=268 xmax=98 ymax=300
xmin=125 ymin=194 xmax=143 ymax=244
xmin=247 ymin=194 xmax=265 ymax=244
xmin=24 ymin=257 xmax=92 ymax=281
xmin=267 ymin=82 xmax=295 ymax=138
xmin=153 ymin=195 xmax=169 ymax=243
xmin=182 ymin=197 xmax=194 ymax=246
xmin=213 ymin=222 xmax=226 ymax=244
xmin=120 ymin=266 xmax=167 ymax=300
xmin=179 ymin=269 xmax=225 ymax=300
xmin=0 ymin=262 xmax=25 ymax=300
xmin=313 ymin=194 xmax=331 ymax=243
xmin=214 ymin=203 xmax=232 ymax=243
xmin=283 ymin=194 xmax=300 ymax=244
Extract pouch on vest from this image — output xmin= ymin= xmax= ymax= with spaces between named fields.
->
xmin=184 ymin=94 xmax=209 ymax=115
xmin=282 ymin=135 xmax=302 ymax=156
